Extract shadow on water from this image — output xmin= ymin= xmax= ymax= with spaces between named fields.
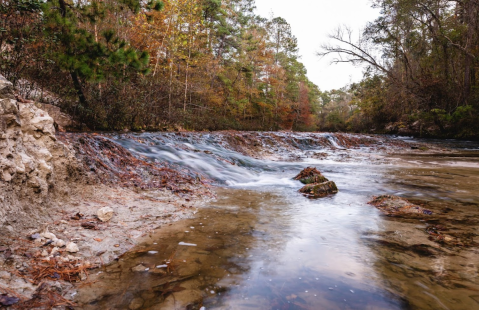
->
xmin=76 ymin=133 xmax=479 ymax=310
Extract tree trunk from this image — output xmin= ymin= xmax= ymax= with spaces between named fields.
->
xmin=70 ymin=71 xmax=87 ymax=107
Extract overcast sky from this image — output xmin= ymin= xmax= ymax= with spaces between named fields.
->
xmin=254 ymin=0 xmax=379 ymax=91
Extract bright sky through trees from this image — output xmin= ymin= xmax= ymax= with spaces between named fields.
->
xmin=255 ymin=0 xmax=379 ymax=91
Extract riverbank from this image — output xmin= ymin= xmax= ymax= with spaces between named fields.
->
xmin=0 ymin=76 xmax=212 ymax=308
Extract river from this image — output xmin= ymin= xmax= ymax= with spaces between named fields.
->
xmin=75 ymin=132 xmax=479 ymax=310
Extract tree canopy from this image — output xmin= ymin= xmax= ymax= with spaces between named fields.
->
xmin=318 ymin=0 xmax=479 ymax=138
xmin=1 ymin=0 xmax=321 ymax=131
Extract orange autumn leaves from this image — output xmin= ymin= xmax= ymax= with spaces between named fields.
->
xmin=128 ymin=0 xmax=320 ymax=130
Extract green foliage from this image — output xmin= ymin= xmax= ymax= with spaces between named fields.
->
xmin=320 ymin=0 xmax=479 ymax=138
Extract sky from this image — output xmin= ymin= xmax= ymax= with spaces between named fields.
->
xmin=254 ymin=0 xmax=379 ymax=91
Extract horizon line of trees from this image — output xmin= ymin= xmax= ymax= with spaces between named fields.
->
xmin=1 ymin=0 xmax=322 ymax=131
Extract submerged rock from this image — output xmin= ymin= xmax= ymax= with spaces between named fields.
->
xmin=158 ymin=289 xmax=203 ymax=310
xmin=368 ymin=195 xmax=432 ymax=216
xmin=295 ymin=167 xmax=338 ymax=198
xmin=131 ymin=264 xmax=148 ymax=272
xmin=129 ymin=297 xmax=144 ymax=310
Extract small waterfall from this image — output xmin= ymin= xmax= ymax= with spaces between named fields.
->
xmin=64 ymin=131 xmax=412 ymax=189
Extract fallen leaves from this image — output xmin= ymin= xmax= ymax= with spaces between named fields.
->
xmin=71 ymin=212 xmax=84 ymax=220
xmin=28 ymin=257 xmax=92 ymax=284
xmin=81 ymin=222 xmax=98 ymax=230
xmin=11 ymin=282 xmax=76 ymax=309
xmin=58 ymin=133 xmax=203 ymax=194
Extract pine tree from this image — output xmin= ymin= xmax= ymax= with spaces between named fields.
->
xmin=41 ymin=0 xmax=163 ymax=108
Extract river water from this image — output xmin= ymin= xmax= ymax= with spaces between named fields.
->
xmin=75 ymin=133 xmax=479 ymax=310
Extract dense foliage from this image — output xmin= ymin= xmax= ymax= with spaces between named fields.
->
xmin=319 ymin=0 xmax=479 ymax=138
xmin=0 ymin=0 xmax=320 ymax=131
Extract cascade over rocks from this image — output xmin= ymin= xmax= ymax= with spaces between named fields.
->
xmin=294 ymin=167 xmax=338 ymax=198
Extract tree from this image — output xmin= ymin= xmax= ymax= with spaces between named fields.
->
xmin=319 ymin=0 xmax=479 ymax=137
xmin=41 ymin=0 xmax=162 ymax=109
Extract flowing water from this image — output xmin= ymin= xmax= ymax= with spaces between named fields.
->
xmin=75 ymin=133 xmax=479 ymax=310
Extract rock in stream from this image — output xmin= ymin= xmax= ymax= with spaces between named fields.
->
xmin=294 ymin=167 xmax=338 ymax=198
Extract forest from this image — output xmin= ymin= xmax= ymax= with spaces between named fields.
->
xmin=319 ymin=0 xmax=479 ymax=138
xmin=1 ymin=0 xmax=479 ymax=138
xmin=0 ymin=0 xmax=320 ymax=131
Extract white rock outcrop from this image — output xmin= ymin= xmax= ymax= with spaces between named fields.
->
xmin=0 ymin=74 xmax=82 ymax=234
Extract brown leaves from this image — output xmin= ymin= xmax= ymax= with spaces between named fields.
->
xmin=81 ymin=222 xmax=98 ymax=230
xmin=11 ymin=282 xmax=77 ymax=309
xmin=59 ymin=133 xmax=198 ymax=194
xmin=28 ymin=257 xmax=90 ymax=284
xmin=71 ymin=212 xmax=84 ymax=220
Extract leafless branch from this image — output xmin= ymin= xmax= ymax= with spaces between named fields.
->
xmin=317 ymin=26 xmax=390 ymax=76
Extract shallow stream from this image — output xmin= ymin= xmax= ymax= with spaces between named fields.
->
xmin=76 ymin=133 xmax=479 ymax=310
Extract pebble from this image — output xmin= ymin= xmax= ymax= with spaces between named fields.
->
xmin=34 ymin=238 xmax=45 ymax=246
xmin=0 ymin=271 xmax=11 ymax=280
xmin=50 ymin=247 xmax=59 ymax=255
xmin=30 ymin=233 xmax=41 ymax=239
xmin=97 ymin=207 xmax=114 ymax=222
xmin=52 ymin=239 xmax=66 ymax=247
xmin=41 ymin=232 xmax=57 ymax=240
xmin=65 ymin=242 xmax=79 ymax=253
xmin=132 ymin=264 xmax=148 ymax=272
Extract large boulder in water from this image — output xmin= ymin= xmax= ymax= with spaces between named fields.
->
xmin=299 ymin=181 xmax=338 ymax=198
xmin=295 ymin=167 xmax=338 ymax=198
xmin=294 ymin=167 xmax=328 ymax=184
xmin=368 ymin=195 xmax=432 ymax=216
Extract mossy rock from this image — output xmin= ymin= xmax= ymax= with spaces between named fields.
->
xmin=299 ymin=181 xmax=338 ymax=198
xmin=294 ymin=167 xmax=329 ymax=184
xmin=299 ymin=175 xmax=328 ymax=184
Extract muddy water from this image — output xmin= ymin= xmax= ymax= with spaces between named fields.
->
xmin=76 ymin=134 xmax=479 ymax=310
